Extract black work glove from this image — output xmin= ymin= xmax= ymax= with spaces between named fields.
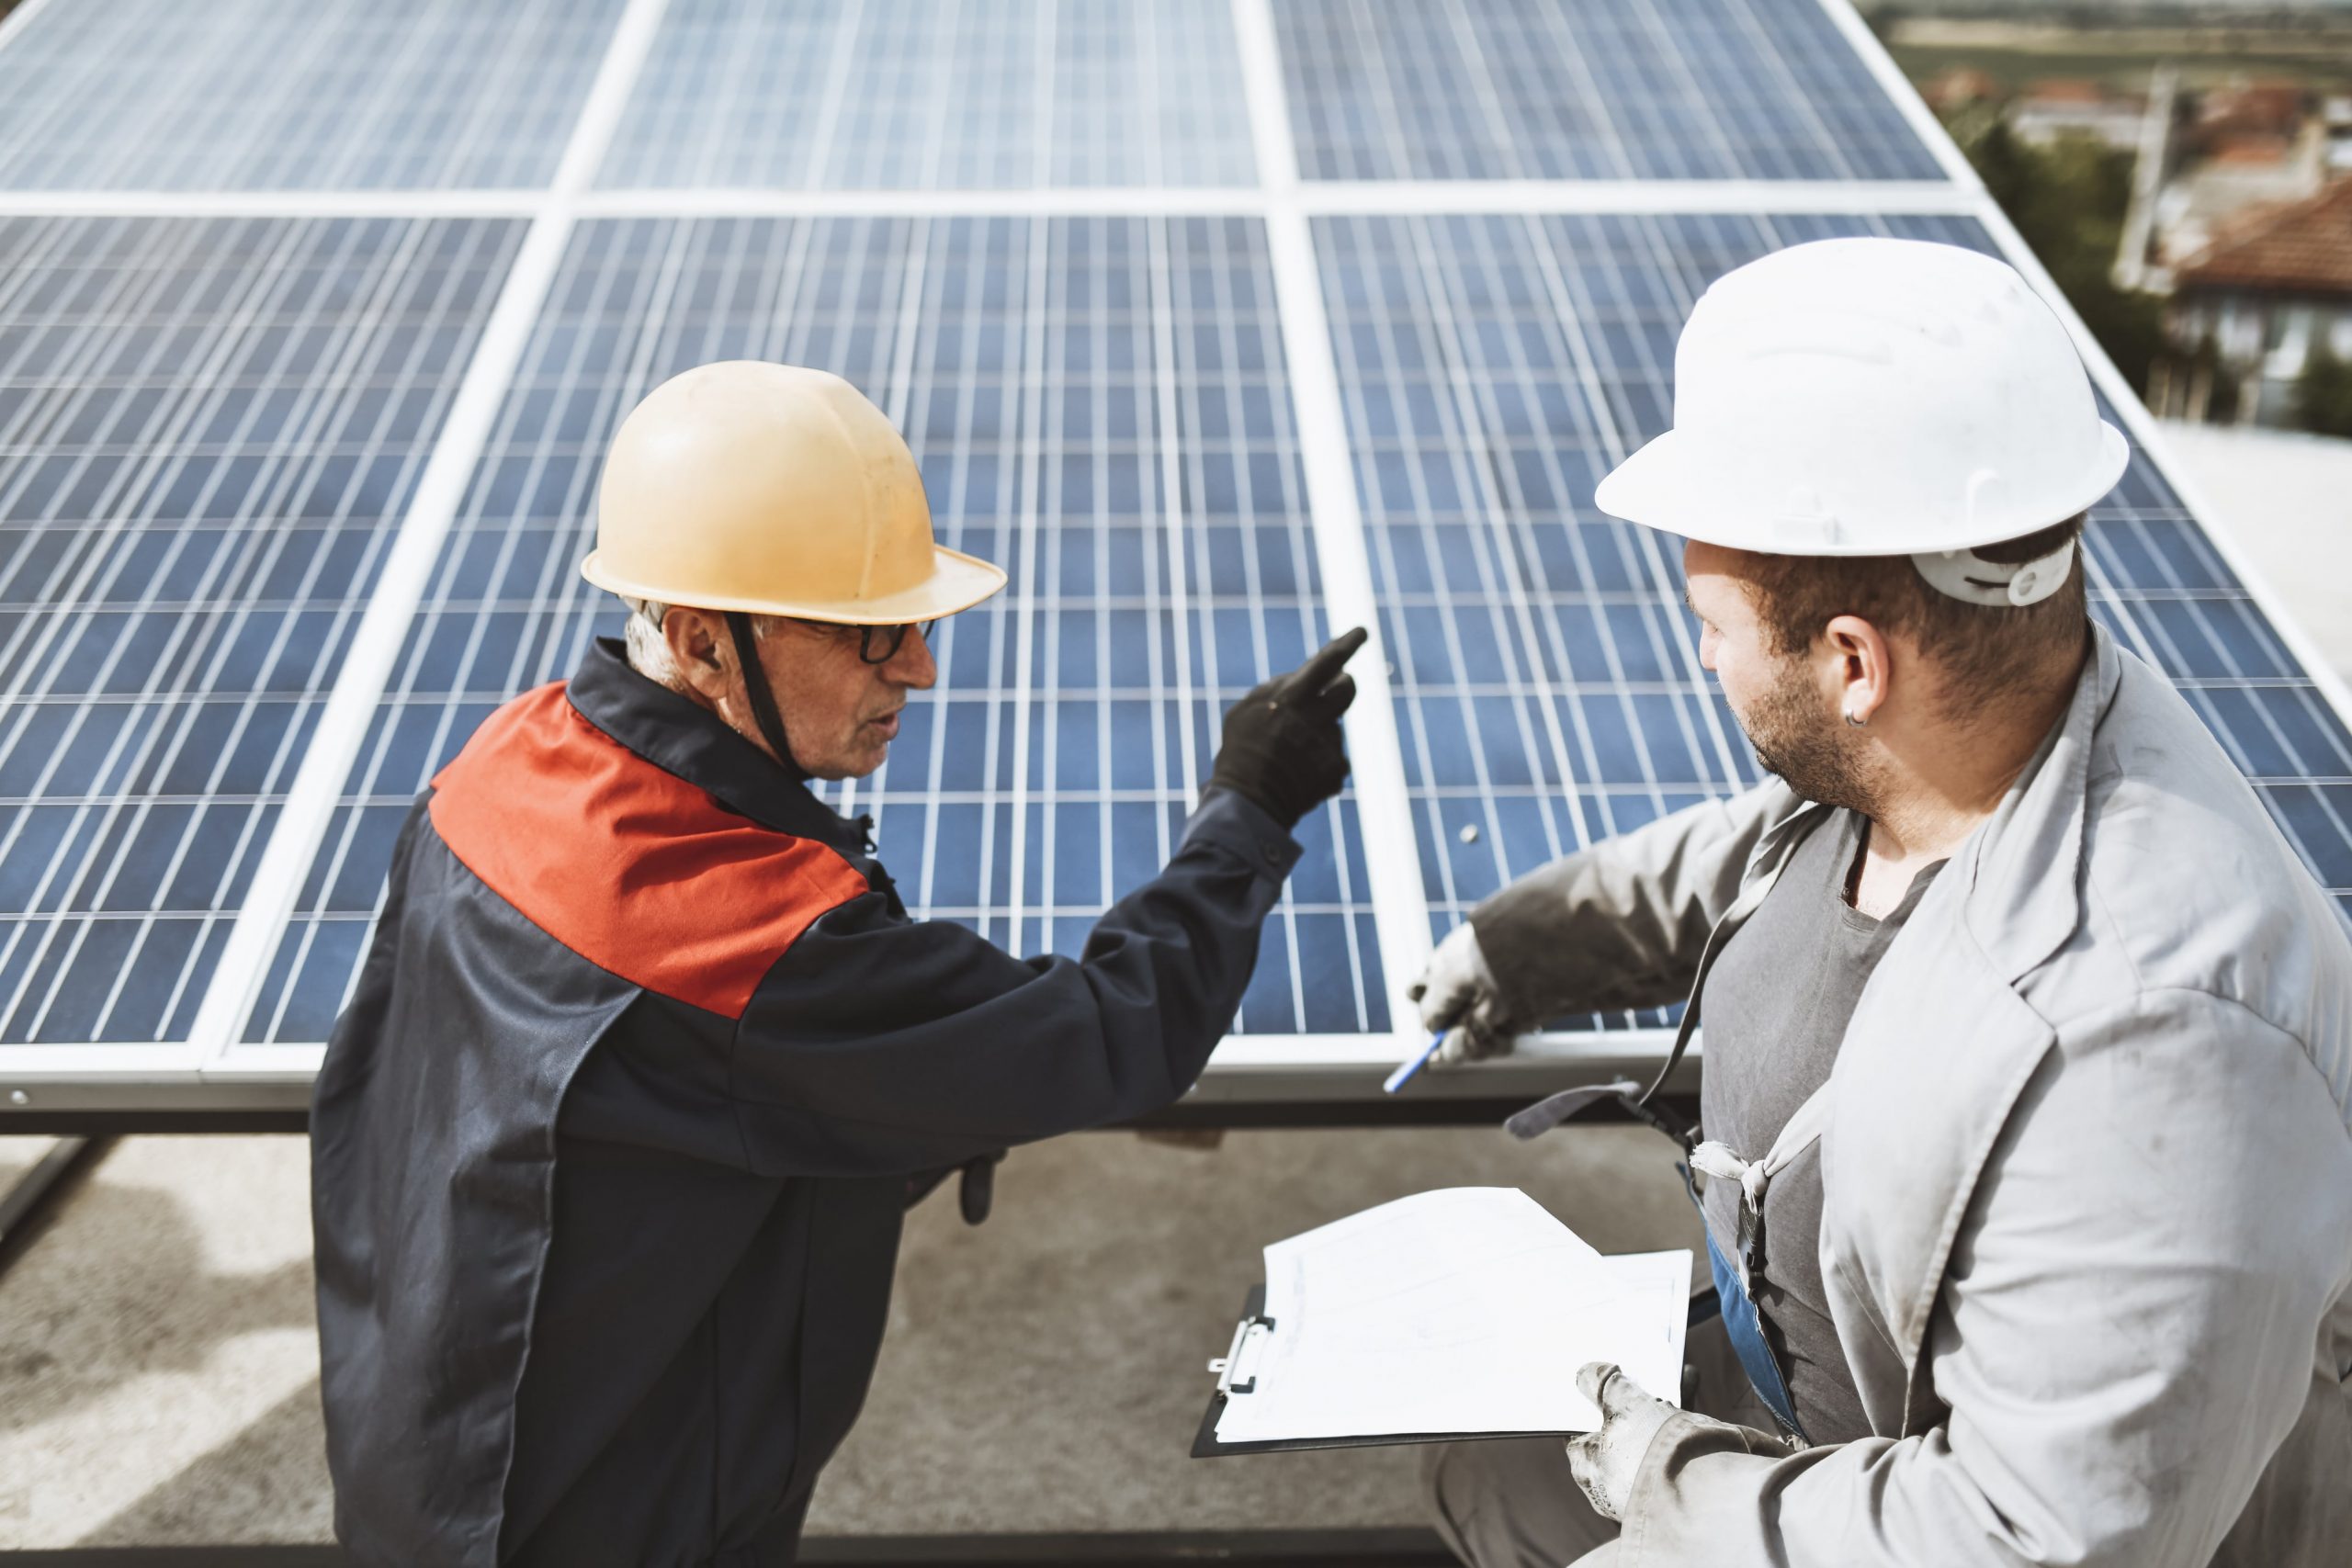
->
xmin=1205 ymin=626 xmax=1367 ymax=829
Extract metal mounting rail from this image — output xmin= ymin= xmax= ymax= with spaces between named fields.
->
xmin=0 ymin=1134 xmax=111 ymax=1280
xmin=0 ymin=1527 xmax=1460 ymax=1566
xmin=0 ymin=1094 xmax=1696 ymax=1140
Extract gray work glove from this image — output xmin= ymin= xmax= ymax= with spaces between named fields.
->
xmin=1409 ymin=921 xmax=1520 ymax=1066
xmin=1564 ymin=1363 xmax=1681 ymax=1522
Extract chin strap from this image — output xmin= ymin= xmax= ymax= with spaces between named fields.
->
xmin=725 ymin=611 xmax=805 ymax=781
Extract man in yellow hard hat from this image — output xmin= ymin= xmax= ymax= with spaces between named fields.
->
xmin=310 ymin=361 xmax=1366 ymax=1567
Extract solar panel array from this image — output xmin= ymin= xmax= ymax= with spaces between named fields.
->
xmin=0 ymin=0 xmax=2342 ymax=1083
xmin=0 ymin=214 xmax=523 ymax=1044
xmin=246 ymin=213 xmax=1385 ymax=1045
xmin=600 ymin=0 xmax=1259 ymax=189
xmin=1276 ymin=0 xmax=1944 ymax=183
xmin=0 ymin=0 xmax=622 ymax=191
xmin=1317 ymin=208 xmax=2352 ymax=1032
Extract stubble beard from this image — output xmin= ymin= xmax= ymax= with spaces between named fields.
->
xmin=1740 ymin=656 xmax=1879 ymax=817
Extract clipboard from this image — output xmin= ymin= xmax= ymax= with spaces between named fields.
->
xmin=1190 ymin=1286 xmax=1575 ymax=1457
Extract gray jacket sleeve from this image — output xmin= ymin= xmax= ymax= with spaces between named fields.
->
xmin=1469 ymin=784 xmax=1792 ymax=1020
xmin=1613 ymin=989 xmax=2352 ymax=1568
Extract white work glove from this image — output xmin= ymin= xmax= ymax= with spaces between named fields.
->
xmin=1564 ymin=1363 xmax=1682 ymax=1522
xmin=1566 ymin=1362 xmax=1783 ymax=1523
xmin=1409 ymin=921 xmax=1519 ymax=1066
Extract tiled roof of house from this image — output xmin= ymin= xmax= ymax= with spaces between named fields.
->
xmin=2178 ymin=176 xmax=2352 ymax=295
xmin=2025 ymin=79 xmax=2107 ymax=105
xmin=2211 ymin=134 xmax=2290 ymax=166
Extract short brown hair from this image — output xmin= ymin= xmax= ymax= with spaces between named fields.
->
xmin=1736 ymin=514 xmax=2090 ymax=716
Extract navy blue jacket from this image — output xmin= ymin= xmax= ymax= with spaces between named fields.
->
xmin=311 ymin=638 xmax=1300 ymax=1567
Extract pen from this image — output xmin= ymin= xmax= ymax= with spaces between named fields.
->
xmin=1382 ymin=1031 xmax=1448 ymax=1094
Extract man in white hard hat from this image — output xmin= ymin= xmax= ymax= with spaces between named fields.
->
xmin=1413 ymin=240 xmax=2352 ymax=1568
xmin=311 ymin=362 xmax=1367 ymax=1566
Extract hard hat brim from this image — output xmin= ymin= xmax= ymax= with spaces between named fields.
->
xmin=581 ymin=542 xmax=1009 ymax=625
xmin=1592 ymin=421 xmax=2132 ymax=557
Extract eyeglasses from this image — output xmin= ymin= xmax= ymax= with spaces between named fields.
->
xmin=794 ymin=618 xmax=939 ymax=665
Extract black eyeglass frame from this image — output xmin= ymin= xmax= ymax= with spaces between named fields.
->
xmin=791 ymin=618 xmax=939 ymax=665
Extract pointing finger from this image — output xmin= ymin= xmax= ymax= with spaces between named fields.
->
xmin=1289 ymin=626 xmax=1368 ymax=694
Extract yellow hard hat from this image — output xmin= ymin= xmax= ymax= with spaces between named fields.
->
xmin=581 ymin=361 xmax=1006 ymax=624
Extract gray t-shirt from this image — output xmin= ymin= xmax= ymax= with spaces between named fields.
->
xmin=1698 ymin=808 xmax=1944 ymax=1444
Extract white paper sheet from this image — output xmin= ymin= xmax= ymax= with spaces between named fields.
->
xmin=1214 ymin=1188 xmax=1690 ymax=1443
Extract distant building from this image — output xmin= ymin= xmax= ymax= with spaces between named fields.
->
xmin=1923 ymin=66 xmax=2000 ymax=117
xmin=2195 ymin=80 xmax=2308 ymax=148
xmin=2158 ymin=177 xmax=2352 ymax=426
xmin=2009 ymin=79 xmax=2144 ymax=150
xmin=2116 ymin=75 xmax=2332 ymax=293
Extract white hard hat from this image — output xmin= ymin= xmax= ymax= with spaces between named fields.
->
xmin=1594 ymin=238 xmax=2127 ymax=604
xmin=582 ymin=361 xmax=1005 ymax=625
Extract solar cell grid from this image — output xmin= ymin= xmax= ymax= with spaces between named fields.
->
xmin=0 ymin=0 xmax=2343 ymax=1081
xmin=0 ymin=212 xmax=524 ymax=1045
xmin=1277 ymin=0 xmax=1946 ymax=184
xmin=1317 ymin=209 xmax=2352 ymax=1030
xmin=243 ymin=213 xmax=1384 ymax=1046
xmin=596 ymin=0 xmax=1257 ymax=191
xmin=2084 ymin=454 xmax=2352 ymax=931
xmin=0 ymin=0 xmax=624 ymax=192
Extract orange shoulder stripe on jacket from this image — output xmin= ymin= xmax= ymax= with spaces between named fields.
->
xmin=426 ymin=683 xmax=871 ymax=1020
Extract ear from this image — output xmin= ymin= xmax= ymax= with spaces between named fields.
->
xmin=664 ymin=608 xmax=732 ymax=704
xmin=1821 ymin=614 xmax=1894 ymax=727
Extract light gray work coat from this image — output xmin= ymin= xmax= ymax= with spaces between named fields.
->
xmin=1471 ymin=625 xmax=2352 ymax=1567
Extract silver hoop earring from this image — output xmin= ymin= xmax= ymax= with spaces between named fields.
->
xmin=1843 ymin=710 xmax=1868 ymax=728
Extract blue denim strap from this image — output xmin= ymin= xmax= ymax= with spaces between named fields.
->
xmin=1679 ymin=1160 xmax=1808 ymax=1442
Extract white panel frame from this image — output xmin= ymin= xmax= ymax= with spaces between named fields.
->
xmin=1232 ymin=0 xmax=1432 ymax=1066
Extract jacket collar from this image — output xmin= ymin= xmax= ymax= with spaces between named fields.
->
xmin=1962 ymin=621 xmax=2126 ymax=983
xmin=563 ymin=637 xmax=872 ymax=859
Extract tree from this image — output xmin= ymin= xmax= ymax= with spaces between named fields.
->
xmin=2293 ymin=338 xmax=2352 ymax=438
xmin=1944 ymin=114 xmax=2168 ymax=396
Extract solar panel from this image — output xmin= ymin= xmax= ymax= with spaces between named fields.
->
xmin=598 ymin=0 xmax=1257 ymax=190
xmin=0 ymin=213 xmax=524 ymax=1045
xmin=1277 ymin=0 xmax=1946 ymax=183
xmin=1317 ymin=209 xmax=2352 ymax=1042
xmin=0 ymin=0 xmax=623 ymax=191
xmin=243 ymin=213 xmax=1385 ymax=1046
xmin=0 ymin=0 xmax=2343 ymax=1102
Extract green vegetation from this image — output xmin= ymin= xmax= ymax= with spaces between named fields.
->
xmin=1943 ymin=108 xmax=2169 ymax=394
xmin=2294 ymin=342 xmax=2352 ymax=438
xmin=1871 ymin=9 xmax=2352 ymax=98
xmin=1888 ymin=42 xmax=2352 ymax=98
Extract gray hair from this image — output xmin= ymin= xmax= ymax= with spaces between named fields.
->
xmin=621 ymin=597 xmax=680 ymax=686
xmin=620 ymin=596 xmax=773 ymax=691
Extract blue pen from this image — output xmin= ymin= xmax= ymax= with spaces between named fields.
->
xmin=1382 ymin=1031 xmax=1448 ymax=1094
